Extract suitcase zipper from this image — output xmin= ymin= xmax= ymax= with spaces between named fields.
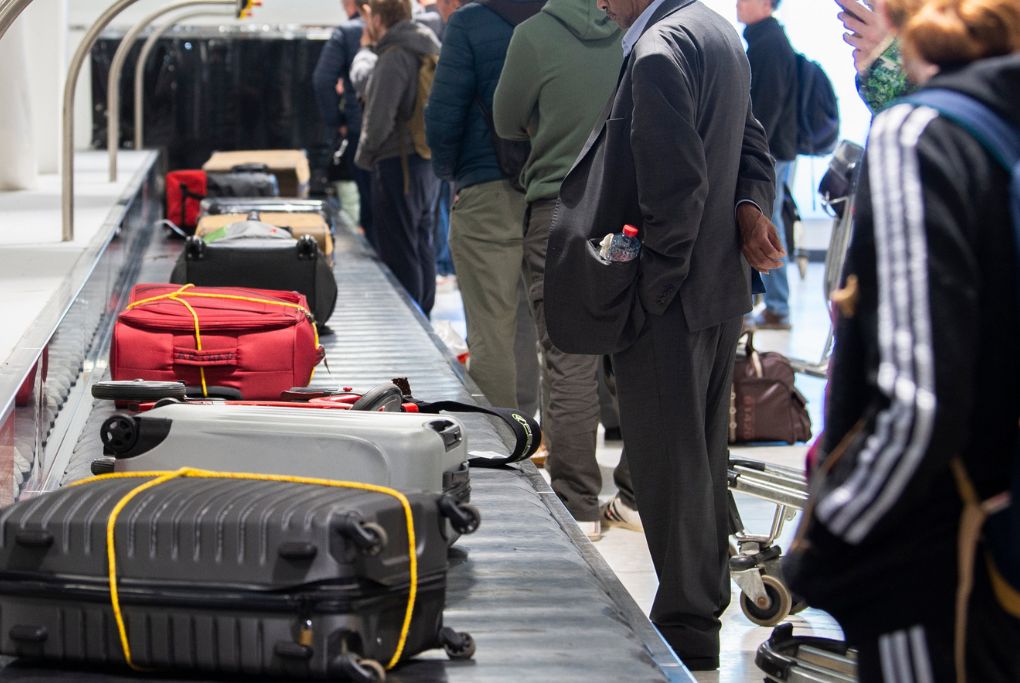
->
xmin=0 ymin=575 xmax=445 ymax=614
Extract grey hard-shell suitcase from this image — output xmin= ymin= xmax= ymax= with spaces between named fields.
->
xmin=0 ymin=474 xmax=478 ymax=679
xmin=97 ymin=402 xmax=471 ymax=504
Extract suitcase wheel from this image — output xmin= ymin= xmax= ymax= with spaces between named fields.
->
xmin=296 ymin=234 xmax=318 ymax=260
xmin=100 ymin=414 xmax=140 ymax=456
xmin=439 ymin=627 xmax=476 ymax=661
xmin=185 ymin=235 xmax=206 ymax=260
xmin=336 ymin=654 xmax=386 ymax=682
xmin=438 ymin=497 xmax=481 ymax=535
xmin=336 ymin=516 xmax=388 ymax=556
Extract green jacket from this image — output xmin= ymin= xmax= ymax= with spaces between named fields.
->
xmin=493 ymin=0 xmax=622 ymax=202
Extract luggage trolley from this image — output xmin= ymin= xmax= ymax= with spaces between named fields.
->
xmin=725 ymin=141 xmax=866 ymax=626
xmin=727 ymin=458 xmax=808 ymax=626
xmin=786 ymin=140 xmax=865 ymax=379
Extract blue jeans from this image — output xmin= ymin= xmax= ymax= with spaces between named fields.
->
xmin=434 ymin=181 xmax=455 ymax=276
xmin=763 ymin=159 xmax=793 ymax=317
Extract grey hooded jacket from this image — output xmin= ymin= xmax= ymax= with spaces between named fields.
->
xmin=354 ymin=20 xmax=441 ymax=170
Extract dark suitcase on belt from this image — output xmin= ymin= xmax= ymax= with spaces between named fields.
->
xmin=0 ymin=473 xmax=478 ymax=679
xmin=169 ymin=218 xmax=338 ymax=326
xmin=206 ymin=162 xmax=280 ymax=198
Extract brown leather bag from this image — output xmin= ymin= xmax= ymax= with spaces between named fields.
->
xmin=729 ymin=332 xmax=812 ymax=444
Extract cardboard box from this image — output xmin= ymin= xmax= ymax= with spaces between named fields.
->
xmin=203 ymin=150 xmax=311 ymax=198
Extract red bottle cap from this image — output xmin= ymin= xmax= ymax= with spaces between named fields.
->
xmin=623 ymin=225 xmax=638 ymax=237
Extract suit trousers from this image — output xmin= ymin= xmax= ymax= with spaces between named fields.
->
xmin=448 ymin=179 xmax=528 ymax=409
xmin=524 ymin=199 xmax=603 ymax=521
xmin=612 ymin=299 xmax=742 ymax=665
xmin=371 ymin=154 xmax=439 ymax=317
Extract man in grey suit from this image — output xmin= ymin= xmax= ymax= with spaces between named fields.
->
xmin=544 ymin=0 xmax=778 ymax=669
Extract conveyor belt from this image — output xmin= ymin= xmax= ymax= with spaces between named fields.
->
xmin=4 ymin=222 xmax=690 ymax=681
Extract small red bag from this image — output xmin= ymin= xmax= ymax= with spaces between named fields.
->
xmin=111 ymin=284 xmax=324 ymax=400
xmin=165 ymin=170 xmax=207 ymax=231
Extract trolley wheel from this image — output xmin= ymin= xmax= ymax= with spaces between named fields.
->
xmin=439 ymin=627 xmax=476 ymax=660
xmin=739 ymin=574 xmax=792 ymax=627
xmin=92 ymin=380 xmax=187 ymax=402
xmin=337 ymin=655 xmax=386 ymax=682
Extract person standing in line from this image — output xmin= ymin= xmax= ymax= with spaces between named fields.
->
xmin=493 ymin=0 xmax=629 ymax=540
xmin=785 ymin=0 xmax=1020 ymax=679
xmin=353 ymin=0 xmax=442 ymax=316
xmin=738 ymin=0 xmax=798 ymax=330
xmin=312 ymin=0 xmax=374 ymax=239
xmin=539 ymin=0 xmax=777 ymax=667
xmin=424 ymin=0 xmax=545 ymax=409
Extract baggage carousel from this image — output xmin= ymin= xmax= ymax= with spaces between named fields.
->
xmin=0 ymin=159 xmax=691 ymax=681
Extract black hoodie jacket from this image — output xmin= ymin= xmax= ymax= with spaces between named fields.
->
xmin=786 ymin=54 xmax=1020 ymax=640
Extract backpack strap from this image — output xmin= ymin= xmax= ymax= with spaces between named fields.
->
xmin=901 ymin=88 xmax=1020 ymax=297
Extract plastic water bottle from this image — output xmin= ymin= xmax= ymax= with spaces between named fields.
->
xmin=600 ymin=224 xmax=641 ymax=262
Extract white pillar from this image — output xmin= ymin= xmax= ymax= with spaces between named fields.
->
xmin=0 ymin=14 xmax=38 ymax=190
xmin=23 ymin=0 xmax=68 ymax=174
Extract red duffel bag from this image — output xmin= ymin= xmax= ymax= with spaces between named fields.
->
xmin=111 ymin=284 xmax=324 ymax=400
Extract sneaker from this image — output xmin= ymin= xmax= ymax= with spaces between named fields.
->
xmin=577 ymin=519 xmax=603 ymax=542
xmin=752 ymin=309 xmax=792 ymax=330
xmin=601 ymin=495 xmax=643 ymax=532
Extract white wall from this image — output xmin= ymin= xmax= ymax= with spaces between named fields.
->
xmin=702 ymin=0 xmax=872 ymax=217
xmin=23 ymin=0 xmax=68 ymax=173
xmin=0 ymin=17 xmax=38 ymax=189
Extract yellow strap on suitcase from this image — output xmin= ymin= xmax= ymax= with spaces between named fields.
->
xmin=126 ymin=284 xmax=321 ymax=397
xmin=70 ymin=468 xmax=419 ymax=673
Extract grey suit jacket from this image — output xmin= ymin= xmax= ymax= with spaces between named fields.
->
xmin=544 ymin=0 xmax=775 ymax=354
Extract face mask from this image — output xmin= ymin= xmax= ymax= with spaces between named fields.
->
xmin=856 ymin=39 xmax=913 ymax=113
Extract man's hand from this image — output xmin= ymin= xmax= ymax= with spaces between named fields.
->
xmin=738 ymin=203 xmax=785 ymax=272
xmin=833 ymin=0 xmax=891 ymax=74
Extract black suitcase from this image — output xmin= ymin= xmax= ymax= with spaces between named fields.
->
xmin=169 ymin=218 xmax=338 ymax=327
xmin=0 ymin=473 xmax=478 ymax=680
xmin=206 ymin=162 xmax=281 ymax=198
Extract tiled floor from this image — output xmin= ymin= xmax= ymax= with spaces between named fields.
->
xmin=432 ymin=257 xmax=845 ymax=681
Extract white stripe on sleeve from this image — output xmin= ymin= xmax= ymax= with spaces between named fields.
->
xmin=816 ymin=104 xmax=940 ymax=543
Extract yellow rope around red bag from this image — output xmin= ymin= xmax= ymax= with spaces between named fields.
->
xmin=125 ymin=284 xmax=322 ymax=397
xmin=69 ymin=468 xmax=418 ymax=673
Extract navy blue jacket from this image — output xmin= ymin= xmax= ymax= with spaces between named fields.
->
xmin=424 ymin=3 xmax=519 ymax=190
xmin=312 ymin=19 xmax=365 ymax=136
